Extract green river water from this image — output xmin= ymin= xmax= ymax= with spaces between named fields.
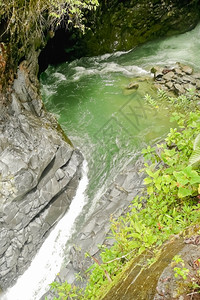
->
xmin=40 ymin=23 xmax=200 ymax=207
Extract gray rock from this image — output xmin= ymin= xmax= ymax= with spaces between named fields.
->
xmin=174 ymin=68 xmax=184 ymax=76
xmin=152 ymin=63 xmax=200 ymax=98
xmin=193 ymin=73 xmax=200 ymax=80
xmin=183 ymin=83 xmax=195 ymax=91
xmin=162 ymin=71 xmax=174 ymax=81
xmin=195 ymin=79 xmax=200 ymax=90
xmin=181 ymin=65 xmax=193 ymax=75
xmin=174 ymin=83 xmax=187 ymax=95
xmin=0 ymin=60 xmax=84 ymax=290
xmin=126 ymin=82 xmax=139 ymax=90
xmin=165 ymin=81 xmax=173 ymax=89
xmin=154 ymin=243 xmax=200 ymax=300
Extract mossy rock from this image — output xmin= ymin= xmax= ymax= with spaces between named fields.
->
xmin=78 ymin=0 xmax=200 ymax=56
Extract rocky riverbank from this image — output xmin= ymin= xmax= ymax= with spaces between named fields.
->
xmin=151 ymin=63 xmax=200 ymax=97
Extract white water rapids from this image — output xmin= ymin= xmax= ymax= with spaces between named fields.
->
xmin=2 ymin=161 xmax=88 ymax=300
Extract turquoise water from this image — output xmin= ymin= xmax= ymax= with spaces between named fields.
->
xmin=40 ymin=23 xmax=200 ymax=200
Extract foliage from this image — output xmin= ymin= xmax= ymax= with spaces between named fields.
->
xmin=172 ymin=255 xmax=200 ymax=296
xmin=49 ymin=281 xmax=83 ymax=300
xmin=50 ymin=98 xmax=200 ymax=299
xmin=172 ymin=255 xmax=190 ymax=281
xmin=189 ymin=133 xmax=200 ymax=167
xmin=145 ymin=88 xmax=198 ymax=113
xmin=0 ymin=0 xmax=98 ymax=53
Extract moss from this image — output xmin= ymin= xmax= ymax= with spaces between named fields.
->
xmin=56 ymin=123 xmax=74 ymax=147
xmin=100 ymin=225 xmax=200 ymax=300
xmin=79 ymin=0 xmax=200 ymax=56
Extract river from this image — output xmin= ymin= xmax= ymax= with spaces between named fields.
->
xmin=3 ymin=23 xmax=200 ymax=300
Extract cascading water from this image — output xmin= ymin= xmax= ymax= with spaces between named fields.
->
xmin=3 ymin=23 xmax=200 ymax=299
xmin=2 ymin=161 xmax=88 ymax=300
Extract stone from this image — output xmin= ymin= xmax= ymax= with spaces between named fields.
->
xmin=154 ymin=71 xmax=164 ymax=80
xmin=182 ymin=75 xmax=196 ymax=84
xmin=50 ymin=156 xmax=146 ymax=299
xmin=78 ymin=0 xmax=200 ymax=56
xmin=183 ymin=83 xmax=195 ymax=91
xmin=181 ymin=65 xmax=193 ymax=75
xmin=0 ymin=61 xmax=84 ymax=290
xmin=193 ymin=73 xmax=200 ymax=80
xmin=195 ymin=79 xmax=200 ymax=90
xmin=154 ymin=242 xmax=200 ymax=300
xmin=152 ymin=64 xmax=200 ymax=99
xmin=174 ymin=68 xmax=184 ymax=76
xmin=126 ymin=82 xmax=139 ymax=90
xmin=173 ymin=84 xmax=186 ymax=95
xmin=165 ymin=81 xmax=173 ymax=89
xmin=162 ymin=71 xmax=175 ymax=81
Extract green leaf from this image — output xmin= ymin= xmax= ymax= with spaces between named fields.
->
xmin=145 ymin=168 xmax=154 ymax=177
xmin=189 ymin=172 xmax=200 ymax=184
xmin=182 ymin=166 xmax=193 ymax=177
xmin=178 ymin=187 xmax=193 ymax=198
xmin=173 ymin=171 xmax=189 ymax=186
xmin=144 ymin=177 xmax=152 ymax=184
xmin=154 ymin=169 xmax=161 ymax=179
xmin=193 ymin=133 xmax=200 ymax=150
xmin=155 ymin=182 xmax=161 ymax=190
xmin=189 ymin=148 xmax=200 ymax=166
xmin=134 ymin=222 xmax=141 ymax=233
xmin=128 ymin=232 xmax=140 ymax=239
xmin=147 ymin=186 xmax=154 ymax=195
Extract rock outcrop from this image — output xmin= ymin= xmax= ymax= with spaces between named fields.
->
xmin=76 ymin=0 xmax=200 ymax=56
xmin=0 ymin=54 xmax=83 ymax=290
xmin=151 ymin=63 xmax=200 ymax=97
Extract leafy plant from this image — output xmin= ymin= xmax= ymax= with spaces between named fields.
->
xmin=172 ymin=255 xmax=189 ymax=280
xmin=172 ymin=255 xmax=200 ymax=296
xmin=50 ymin=104 xmax=200 ymax=299
xmin=0 ymin=0 xmax=99 ymax=60
xmin=49 ymin=280 xmax=83 ymax=300
xmin=189 ymin=133 xmax=200 ymax=167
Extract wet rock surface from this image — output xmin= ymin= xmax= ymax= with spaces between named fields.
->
xmin=154 ymin=237 xmax=200 ymax=300
xmin=0 ymin=59 xmax=83 ymax=290
xmin=79 ymin=0 xmax=200 ymax=56
xmin=151 ymin=63 xmax=200 ymax=97
xmin=42 ymin=156 xmax=146 ymax=299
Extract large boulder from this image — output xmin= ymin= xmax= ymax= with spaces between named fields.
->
xmin=77 ymin=0 xmax=200 ymax=56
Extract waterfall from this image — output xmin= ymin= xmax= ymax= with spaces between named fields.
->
xmin=2 ymin=161 xmax=88 ymax=300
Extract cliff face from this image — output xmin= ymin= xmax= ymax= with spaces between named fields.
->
xmin=0 ymin=46 xmax=83 ymax=290
xmin=48 ymin=0 xmax=199 ymax=60
xmin=83 ymin=0 xmax=200 ymax=55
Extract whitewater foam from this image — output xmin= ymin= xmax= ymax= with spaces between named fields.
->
xmin=2 ymin=161 xmax=89 ymax=300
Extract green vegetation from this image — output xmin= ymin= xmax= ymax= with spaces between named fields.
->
xmin=0 ymin=0 xmax=98 ymax=55
xmin=172 ymin=255 xmax=200 ymax=296
xmin=49 ymin=92 xmax=200 ymax=299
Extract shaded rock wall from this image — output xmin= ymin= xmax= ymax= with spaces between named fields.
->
xmin=39 ymin=0 xmax=200 ymax=66
xmin=0 ymin=52 xmax=83 ymax=290
xmin=83 ymin=0 xmax=200 ymax=56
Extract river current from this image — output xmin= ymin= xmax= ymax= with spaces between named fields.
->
xmin=3 ymin=23 xmax=200 ymax=300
